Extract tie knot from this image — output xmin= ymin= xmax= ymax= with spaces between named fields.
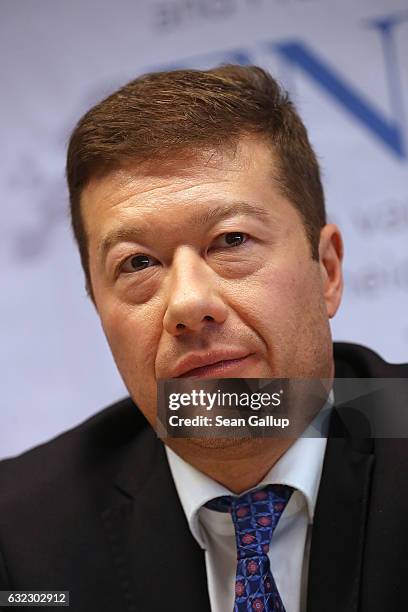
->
xmin=205 ymin=484 xmax=293 ymax=559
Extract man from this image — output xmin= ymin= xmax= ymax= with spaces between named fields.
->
xmin=0 ymin=65 xmax=407 ymax=612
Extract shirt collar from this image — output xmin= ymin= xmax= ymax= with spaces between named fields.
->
xmin=165 ymin=391 xmax=333 ymax=548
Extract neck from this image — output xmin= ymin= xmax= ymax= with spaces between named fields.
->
xmin=168 ymin=437 xmax=295 ymax=494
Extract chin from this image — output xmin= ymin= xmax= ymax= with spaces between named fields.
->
xmin=168 ymin=436 xmax=265 ymax=458
xmin=188 ymin=436 xmax=252 ymax=449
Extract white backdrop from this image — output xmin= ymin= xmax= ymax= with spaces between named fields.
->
xmin=1 ymin=0 xmax=407 ymax=459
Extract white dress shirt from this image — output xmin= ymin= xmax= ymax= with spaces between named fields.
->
xmin=165 ymin=399 xmax=332 ymax=612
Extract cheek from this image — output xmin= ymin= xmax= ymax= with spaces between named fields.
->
xmin=99 ymin=301 xmax=163 ymax=426
xmin=258 ymin=267 xmax=310 ymax=340
xmin=223 ymin=258 xmax=327 ymax=370
xmin=98 ymin=299 xmax=161 ymax=384
xmin=229 ymin=258 xmax=318 ymax=328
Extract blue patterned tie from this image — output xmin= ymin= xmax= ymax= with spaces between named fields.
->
xmin=205 ymin=484 xmax=293 ymax=612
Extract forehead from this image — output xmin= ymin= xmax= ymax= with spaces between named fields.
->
xmin=80 ymin=137 xmax=296 ymax=248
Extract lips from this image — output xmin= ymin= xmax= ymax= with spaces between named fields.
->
xmin=169 ymin=350 xmax=254 ymax=378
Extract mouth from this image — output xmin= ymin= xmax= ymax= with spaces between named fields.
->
xmin=177 ymin=354 xmax=255 ymax=378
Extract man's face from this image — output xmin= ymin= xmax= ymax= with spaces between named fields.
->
xmin=82 ymin=136 xmax=343 ymax=439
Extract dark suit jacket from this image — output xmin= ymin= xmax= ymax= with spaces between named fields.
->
xmin=0 ymin=342 xmax=407 ymax=611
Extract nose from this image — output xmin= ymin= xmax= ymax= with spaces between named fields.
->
xmin=163 ymin=247 xmax=228 ymax=335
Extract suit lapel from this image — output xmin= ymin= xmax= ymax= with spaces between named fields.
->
xmin=104 ymin=414 xmax=374 ymax=612
xmin=101 ymin=426 xmax=211 ymax=612
xmin=306 ymin=408 xmax=374 ymax=612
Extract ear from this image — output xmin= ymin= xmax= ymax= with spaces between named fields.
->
xmin=318 ymin=224 xmax=344 ymax=318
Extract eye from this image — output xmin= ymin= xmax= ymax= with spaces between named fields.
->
xmin=211 ymin=231 xmax=249 ymax=249
xmin=120 ymin=253 xmax=159 ymax=273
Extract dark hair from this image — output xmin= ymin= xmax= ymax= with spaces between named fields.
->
xmin=66 ymin=64 xmax=326 ymax=297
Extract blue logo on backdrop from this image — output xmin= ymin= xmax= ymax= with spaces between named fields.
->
xmin=152 ymin=10 xmax=408 ymax=160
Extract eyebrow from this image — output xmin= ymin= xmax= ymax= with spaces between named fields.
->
xmin=98 ymin=201 xmax=271 ymax=264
